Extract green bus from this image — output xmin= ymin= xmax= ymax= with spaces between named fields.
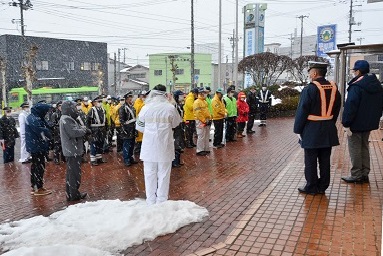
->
xmin=8 ymin=86 xmax=99 ymax=109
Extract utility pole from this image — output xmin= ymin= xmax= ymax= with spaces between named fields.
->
xmin=289 ymin=33 xmax=293 ymax=59
xmin=297 ymin=15 xmax=308 ymax=56
xmin=356 ymin=37 xmax=364 ymax=45
xmin=10 ymin=0 xmax=33 ymax=36
xmin=229 ymin=29 xmax=235 ymax=82
xmin=190 ymin=0 xmax=195 ymax=89
xmin=234 ymin=0 xmax=238 ymax=88
xmin=122 ymin=48 xmax=128 ymax=64
xmin=348 ymin=0 xmax=354 ymax=43
xmin=117 ymin=48 xmax=121 ymax=96
xmin=113 ymin=52 xmax=117 ymax=95
xmin=218 ymin=0 xmax=222 ymax=89
xmin=0 ymin=57 xmax=6 ymax=108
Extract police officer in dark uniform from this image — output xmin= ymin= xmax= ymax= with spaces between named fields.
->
xmin=257 ymin=85 xmax=272 ymax=126
xmin=294 ymin=61 xmax=341 ymax=195
xmin=119 ymin=91 xmax=138 ymax=167
xmin=87 ymin=96 xmax=107 ymax=166
xmin=0 ymin=107 xmax=19 ymax=163
xmin=75 ymin=98 xmax=89 ymax=163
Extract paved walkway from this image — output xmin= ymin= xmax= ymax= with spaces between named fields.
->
xmin=0 ymin=117 xmax=382 ymax=256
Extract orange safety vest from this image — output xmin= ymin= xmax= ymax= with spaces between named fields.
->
xmin=307 ymin=81 xmax=337 ymax=121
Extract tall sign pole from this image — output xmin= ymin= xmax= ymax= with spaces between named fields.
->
xmin=190 ymin=0 xmax=195 ymax=89
xmin=218 ymin=0 xmax=222 ymax=89
xmin=234 ymin=0 xmax=239 ymax=88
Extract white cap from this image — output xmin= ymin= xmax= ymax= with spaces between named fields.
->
xmin=107 ymin=95 xmax=111 ymax=99
xmin=83 ymin=97 xmax=89 ymax=101
xmin=87 ymin=100 xmax=92 ymax=104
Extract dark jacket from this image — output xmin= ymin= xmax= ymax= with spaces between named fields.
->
xmin=294 ymin=77 xmax=341 ymax=149
xmin=119 ymin=103 xmax=136 ymax=140
xmin=173 ymin=102 xmax=185 ymax=151
xmin=60 ymin=101 xmax=87 ymax=157
xmin=246 ymin=91 xmax=258 ymax=114
xmin=86 ymin=106 xmax=106 ymax=142
xmin=26 ymin=103 xmax=53 ymax=153
xmin=0 ymin=115 xmax=19 ymax=148
xmin=342 ymin=74 xmax=383 ymax=132
xmin=50 ymin=110 xmax=62 ymax=141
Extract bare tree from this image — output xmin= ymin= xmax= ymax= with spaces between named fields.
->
xmin=169 ymin=55 xmax=178 ymax=91
xmin=238 ymin=52 xmax=293 ymax=87
xmin=22 ymin=44 xmax=38 ymax=105
xmin=291 ymin=55 xmax=329 ymax=86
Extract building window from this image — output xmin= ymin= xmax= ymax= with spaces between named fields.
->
xmin=194 ymin=69 xmax=200 ymax=75
xmin=92 ymin=62 xmax=101 ymax=71
xmin=65 ymin=62 xmax=74 ymax=71
xmin=80 ymin=62 xmax=91 ymax=71
xmin=36 ymin=60 xmax=49 ymax=70
xmin=175 ymin=69 xmax=184 ymax=75
xmin=154 ymin=70 xmax=162 ymax=76
xmin=128 ymin=73 xmax=146 ymax=79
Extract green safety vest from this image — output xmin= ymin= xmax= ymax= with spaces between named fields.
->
xmin=224 ymin=96 xmax=237 ymax=117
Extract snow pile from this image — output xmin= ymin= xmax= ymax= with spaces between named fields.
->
xmin=0 ymin=199 xmax=209 ymax=255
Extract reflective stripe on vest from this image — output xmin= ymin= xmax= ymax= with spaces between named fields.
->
xmin=90 ymin=107 xmax=105 ymax=127
xmin=307 ymin=81 xmax=337 ymax=121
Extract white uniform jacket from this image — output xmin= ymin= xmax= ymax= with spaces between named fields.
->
xmin=136 ymin=96 xmax=182 ymax=162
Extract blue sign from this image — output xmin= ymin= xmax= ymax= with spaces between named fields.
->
xmin=317 ymin=24 xmax=336 ymax=57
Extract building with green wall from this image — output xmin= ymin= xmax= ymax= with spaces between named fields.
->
xmin=149 ymin=53 xmax=212 ymax=92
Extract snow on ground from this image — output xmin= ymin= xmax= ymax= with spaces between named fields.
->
xmin=0 ymin=199 xmax=209 ymax=256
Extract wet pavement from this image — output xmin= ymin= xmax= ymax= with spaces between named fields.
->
xmin=0 ymin=117 xmax=382 ymax=256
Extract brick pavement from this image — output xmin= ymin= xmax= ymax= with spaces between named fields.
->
xmin=0 ymin=117 xmax=382 ymax=256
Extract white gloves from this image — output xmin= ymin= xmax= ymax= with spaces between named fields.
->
xmin=0 ymin=139 xmax=4 ymax=149
xmin=0 ymin=139 xmax=4 ymax=145
xmin=296 ymin=134 xmax=302 ymax=140
xmin=344 ymin=127 xmax=352 ymax=137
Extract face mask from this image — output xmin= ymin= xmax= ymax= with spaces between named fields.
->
xmin=96 ymin=102 xmax=102 ymax=107
xmin=76 ymin=106 xmax=82 ymax=110
xmin=84 ymin=102 xmax=88 ymax=106
xmin=52 ymin=104 xmax=57 ymax=108
xmin=107 ymin=99 xmax=112 ymax=103
xmin=6 ymin=112 xmax=11 ymax=117
xmin=23 ymin=107 xmax=30 ymax=112
xmin=228 ymin=93 xmax=233 ymax=97
xmin=102 ymin=98 xmax=107 ymax=103
xmin=120 ymin=100 xmax=124 ymax=104
xmin=262 ymin=87 xmax=267 ymax=91
xmin=240 ymin=98 xmax=245 ymax=101
xmin=179 ymin=95 xmax=184 ymax=101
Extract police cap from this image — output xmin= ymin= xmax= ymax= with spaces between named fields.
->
xmin=20 ymin=102 xmax=29 ymax=108
xmin=123 ymin=91 xmax=134 ymax=99
xmin=2 ymin=106 xmax=12 ymax=111
xmin=307 ymin=61 xmax=328 ymax=71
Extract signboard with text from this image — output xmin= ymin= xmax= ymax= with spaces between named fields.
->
xmin=317 ymin=24 xmax=336 ymax=57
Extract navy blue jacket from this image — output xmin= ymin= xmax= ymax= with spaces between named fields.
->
xmin=26 ymin=103 xmax=53 ymax=154
xmin=294 ymin=77 xmax=341 ymax=149
xmin=342 ymin=74 xmax=383 ymax=132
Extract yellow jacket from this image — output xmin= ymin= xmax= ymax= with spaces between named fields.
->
xmin=81 ymin=102 xmax=92 ymax=114
xmin=183 ymin=92 xmax=195 ymax=121
xmin=111 ymin=103 xmax=122 ymax=127
xmin=193 ymin=96 xmax=211 ymax=123
xmin=133 ymin=98 xmax=145 ymax=143
xmin=212 ymin=94 xmax=226 ymax=120
xmin=133 ymin=98 xmax=145 ymax=116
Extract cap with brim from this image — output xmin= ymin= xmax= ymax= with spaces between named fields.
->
xmin=216 ymin=88 xmax=224 ymax=94
xmin=37 ymin=100 xmax=47 ymax=104
xmin=198 ymin=87 xmax=206 ymax=93
xmin=139 ymin=90 xmax=147 ymax=95
xmin=92 ymin=96 xmax=101 ymax=102
xmin=107 ymin=95 xmax=111 ymax=99
xmin=20 ymin=102 xmax=29 ymax=108
xmin=3 ymin=107 xmax=12 ymax=111
xmin=83 ymin=97 xmax=89 ymax=101
xmin=352 ymin=60 xmax=369 ymax=72
xmin=307 ymin=61 xmax=328 ymax=71
xmin=191 ymin=88 xmax=199 ymax=94
xmin=56 ymin=101 xmax=63 ymax=106
xmin=123 ymin=91 xmax=134 ymax=99
xmin=205 ymin=86 xmax=211 ymax=91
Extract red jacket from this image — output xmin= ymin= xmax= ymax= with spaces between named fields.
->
xmin=236 ymin=92 xmax=249 ymax=123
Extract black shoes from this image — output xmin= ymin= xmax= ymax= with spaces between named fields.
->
xmin=196 ymin=151 xmax=208 ymax=156
xmin=97 ymin=158 xmax=107 ymax=164
xmin=91 ymin=161 xmax=99 ymax=166
xmin=246 ymin=130 xmax=255 ymax=134
xmin=298 ymin=187 xmax=317 ymax=195
xmin=67 ymin=192 xmax=88 ymax=202
xmin=341 ymin=176 xmax=369 ymax=184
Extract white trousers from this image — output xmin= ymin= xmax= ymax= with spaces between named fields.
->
xmin=19 ymin=136 xmax=30 ymax=162
xmin=196 ymin=120 xmax=210 ymax=153
xmin=143 ymin=161 xmax=172 ymax=205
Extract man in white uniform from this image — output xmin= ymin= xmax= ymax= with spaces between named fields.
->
xmin=136 ymin=84 xmax=182 ymax=205
xmin=18 ymin=102 xmax=31 ymax=164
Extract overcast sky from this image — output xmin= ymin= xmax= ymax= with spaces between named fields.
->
xmin=1 ymin=0 xmax=382 ymax=65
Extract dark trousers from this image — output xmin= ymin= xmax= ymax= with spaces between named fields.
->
xmin=213 ymin=119 xmax=224 ymax=146
xmin=31 ymin=152 xmax=46 ymax=189
xmin=3 ymin=145 xmax=15 ymax=163
xmin=304 ymin=147 xmax=332 ymax=192
xmin=66 ymin=155 xmax=82 ymax=200
xmin=259 ymin=103 xmax=269 ymax=121
xmin=54 ymin=140 xmax=64 ymax=162
xmin=172 ymin=149 xmax=181 ymax=166
xmin=123 ymin=138 xmax=135 ymax=164
xmin=247 ymin=113 xmax=256 ymax=132
xmin=225 ymin=117 xmax=237 ymax=141
xmin=237 ymin=122 xmax=246 ymax=133
xmin=116 ymin=127 xmax=123 ymax=152
xmin=90 ymin=139 xmax=103 ymax=162
xmin=185 ymin=120 xmax=196 ymax=146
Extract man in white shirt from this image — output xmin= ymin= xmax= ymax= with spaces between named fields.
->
xmin=18 ymin=102 xmax=31 ymax=164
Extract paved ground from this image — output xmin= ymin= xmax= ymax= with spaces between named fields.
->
xmin=0 ymin=117 xmax=382 ymax=256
